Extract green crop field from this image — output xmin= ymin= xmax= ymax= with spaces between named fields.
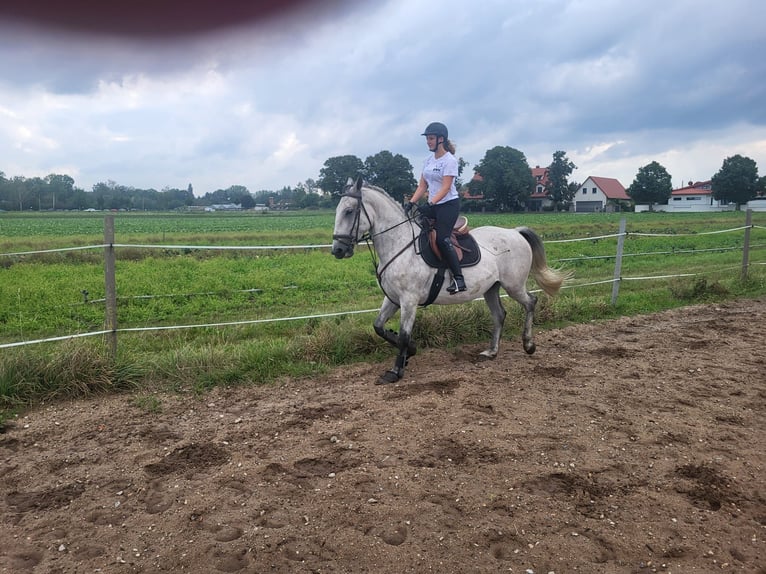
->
xmin=1 ymin=209 xmax=765 ymax=414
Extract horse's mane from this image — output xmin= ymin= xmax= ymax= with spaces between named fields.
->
xmin=360 ymin=182 xmax=404 ymax=211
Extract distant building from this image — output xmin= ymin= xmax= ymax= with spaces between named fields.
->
xmin=635 ymin=180 xmax=733 ymax=212
xmin=668 ymin=180 xmax=729 ymax=211
xmin=527 ymin=166 xmax=552 ymax=211
xmin=465 ymin=169 xmax=629 ymax=212
xmin=574 ymin=176 xmax=630 ymax=212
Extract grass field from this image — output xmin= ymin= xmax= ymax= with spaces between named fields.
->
xmin=1 ymin=209 xmax=765 ymax=414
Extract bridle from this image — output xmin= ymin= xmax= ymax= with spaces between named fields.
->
xmin=332 ymin=186 xmax=421 ymax=285
xmin=331 ymin=188 xmax=370 ymax=253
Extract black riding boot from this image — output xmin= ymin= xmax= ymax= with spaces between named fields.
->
xmin=441 ymin=238 xmax=467 ymax=294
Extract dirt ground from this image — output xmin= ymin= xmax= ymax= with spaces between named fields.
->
xmin=1 ymin=298 xmax=764 ymax=574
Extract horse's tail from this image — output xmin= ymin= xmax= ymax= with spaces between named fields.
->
xmin=518 ymin=227 xmax=571 ymax=297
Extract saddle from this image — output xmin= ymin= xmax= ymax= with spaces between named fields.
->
xmin=418 ymin=215 xmax=481 ymax=269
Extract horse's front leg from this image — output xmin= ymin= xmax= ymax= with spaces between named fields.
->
xmin=376 ymin=299 xmax=418 ymax=385
xmin=373 ymin=297 xmax=417 ymax=356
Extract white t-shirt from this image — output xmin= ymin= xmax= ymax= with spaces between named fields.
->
xmin=422 ymin=152 xmax=459 ymax=204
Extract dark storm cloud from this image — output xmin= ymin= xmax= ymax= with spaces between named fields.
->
xmin=0 ymin=0 xmax=763 ymax=193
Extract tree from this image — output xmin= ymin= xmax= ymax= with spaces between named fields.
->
xmin=227 ymin=185 xmax=252 ymax=208
xmin=239 ymin=192 xmax=256 ymax=210
xmin=293 ymin=179 xmax=324 ymax=208
xmin=44 ymin=173 xmax=75 ymax=210
xmin=546 ymin=150 xmax=577 ymax=210
xmin=567 ymin=180 xmax=581 ymax=204
xmin=318 ymin=155 xmax=364 ymax=195
xmin=456 ymin=157 xmax=469 ymax=189
xmin=5 ymin=176 xmax=30 ymax=211
xmin=296 ymin=178 xmax=320 ymax=195
xmin=711 ymin=154 xmax=759 ymax=209
xmin=626 ymin=161 xmax=673 ymax=210
xmin=0 ymin=172 xmax=9 ymax=210
xmin=93 ymin=180 xmax=134 ymax=210
xmin=363 ymin=150 xmax=417 ymax=202
xmin=472 ymin=146 xmax=535 ymax=211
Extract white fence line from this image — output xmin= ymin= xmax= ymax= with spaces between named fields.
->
xmin=0 ymin=261 xmax=743 ymax=351
xmin=114 ymin=243 xmax=335 ymax=250
xmin=0 ymin=243 xmax=332 ymax=258
xmin=1 ymin=224 xmax=754 ymax=259
xmin=630 ymin=226 xmax=753 ymax=237
xmin=0 ymin=330 xmax=112 ymax=349
xmin=0 ymin=245 xmax=105 ymax=257
xmin=1 ymin=216 xmax=760 ymax=351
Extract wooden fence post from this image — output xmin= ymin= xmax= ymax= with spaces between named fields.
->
xmin=741 ymin=209 xmax=752 ymax=281
xmin=611 ymin=217 xmax=626 ymax=306
xmin=104 ymin=216 xmax=118 ymax=357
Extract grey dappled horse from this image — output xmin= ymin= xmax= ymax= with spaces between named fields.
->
xmin=331 ymin=177 xmax=568 ymax=385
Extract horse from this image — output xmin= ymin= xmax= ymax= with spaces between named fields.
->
xmin=331 ymin=177 xmax=569 ymax=385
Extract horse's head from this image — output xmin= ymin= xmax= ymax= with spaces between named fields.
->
xmin=331 ymin=176 xmax=370 ymax=259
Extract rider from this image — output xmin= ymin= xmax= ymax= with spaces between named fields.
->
xmin=405 ymin=121 xmax=466 ymax=293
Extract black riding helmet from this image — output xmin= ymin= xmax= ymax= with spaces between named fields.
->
xmin=421 ymin=122 xmax=448 ymax=140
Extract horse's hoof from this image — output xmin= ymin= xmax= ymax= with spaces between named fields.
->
xmin=477 ymin=351 xmax=497 ymax=361
xmin=524 ymin=342 xmax=536 ymax=355
xmin=376 ymin=369 xmax=402 ymax=385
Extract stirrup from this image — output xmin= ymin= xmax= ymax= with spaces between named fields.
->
xmin=447 ymin=276 xmax=466 ymax=294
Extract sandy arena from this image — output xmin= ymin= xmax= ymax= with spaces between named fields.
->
xmin=1 ymin=299 xmax=764 ymax=573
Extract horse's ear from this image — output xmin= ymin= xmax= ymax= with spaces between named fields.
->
xmin=354 ymin=175 xmax=364 ymax=192
xmin=345 ymin=177 xmax=354 ymax=188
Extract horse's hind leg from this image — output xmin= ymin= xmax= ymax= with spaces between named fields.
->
xmin=519 ymin=291 xmax=538 ymax=354
xmin=480 ymin=282 xmax=505 ymax=359
xmin=501 ymin=281 xmax=538 ymax=355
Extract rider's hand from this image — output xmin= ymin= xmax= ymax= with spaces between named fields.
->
xmin=404 ymin=201 xmax=415 ymax=216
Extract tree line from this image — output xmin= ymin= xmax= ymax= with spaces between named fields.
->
xmin=627 ymin=155 xmax=765 ymax=209
xmin=1 ymin=147 xmax=762 ymax=213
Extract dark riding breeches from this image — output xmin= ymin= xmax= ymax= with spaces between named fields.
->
xmin=432 ymin=198 xmax=460 ymax=243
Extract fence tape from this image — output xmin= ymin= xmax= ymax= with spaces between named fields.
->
xmin=1 ymin=224 xmax=759 ymax=258
xmin=113 ymin=243 xmax=334 ymax=250
xmin=0 ymin=330 xmax=112 ymax=349
xmin=630 ymin=225 xmax=751 ymax=237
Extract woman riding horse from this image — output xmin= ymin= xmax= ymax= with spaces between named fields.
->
xmin=405 ymin=122 xmax=466 ymax=294
xmin=332 ymin=178 xmax=570 ymax=385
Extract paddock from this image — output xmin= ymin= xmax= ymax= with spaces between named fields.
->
xmin=1 ymin=298 xmax=763 ymax=573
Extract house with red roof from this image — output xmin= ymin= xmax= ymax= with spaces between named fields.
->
xmin=574 ymin=176 xmax=630 ymax=212
xmin=668 ymin=180 xmax=729 ymax=211
xmin=527 ymin=166 xmax=552 ymax=211
xmin=634 ymin=180 xmax=736 ymax=212
xmin=464 ymin=169 xmax=630 ymax=212
xmin=464 ymin=170 xmax=552 ymax=208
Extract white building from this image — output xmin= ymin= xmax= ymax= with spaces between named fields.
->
xmin=634 ymin=180 xmax=748 ymax=212
xmin=574 ymin=176 xmax=630 ymax=212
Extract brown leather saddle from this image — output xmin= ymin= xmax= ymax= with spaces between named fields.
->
xmin=418 ymin=215 xmax=481 ymax=268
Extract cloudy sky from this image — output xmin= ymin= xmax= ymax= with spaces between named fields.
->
xmin=1 ymin=0 xmax=764 ymax=196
